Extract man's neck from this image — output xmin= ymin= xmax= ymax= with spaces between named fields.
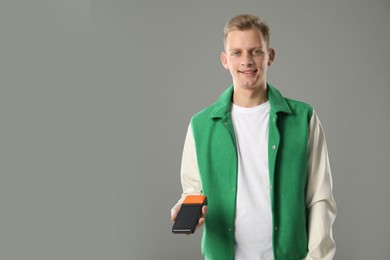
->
xmin=232 ymin=85 xmax=268 ymax=108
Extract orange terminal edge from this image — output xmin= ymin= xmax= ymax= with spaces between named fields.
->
xmin=183 ymin=195 xmax=207 ymax=205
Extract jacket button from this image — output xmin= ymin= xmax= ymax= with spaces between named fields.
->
xmin=275 ymin=226 xmax=278 ymax=231
xmin=272 ymin=145 xmax=276 ymax=150
xmin=228 ymin=228 xmax=232 ymax=232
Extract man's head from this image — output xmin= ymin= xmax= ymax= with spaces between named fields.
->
xmin=221 ymin=14 xmax=275 ymax=93
xmin=223 ymin=14 xmax=270 ymax=49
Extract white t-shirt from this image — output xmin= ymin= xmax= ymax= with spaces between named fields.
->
xmin=231 ymin=101 xmax=274 ymax=260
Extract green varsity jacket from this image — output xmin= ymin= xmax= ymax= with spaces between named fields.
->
xmin=191 ymin=84 xmax=312 ymax=260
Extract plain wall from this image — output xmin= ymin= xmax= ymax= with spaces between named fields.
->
xmin=1 ymin=0 xmax=389 ymax=259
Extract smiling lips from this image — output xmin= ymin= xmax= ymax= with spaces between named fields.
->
xmin=239 ymin=69 xmax=258 ymax=76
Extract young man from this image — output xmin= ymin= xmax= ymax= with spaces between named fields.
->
xmin=171 ymin=14 xmax=336 ymax=260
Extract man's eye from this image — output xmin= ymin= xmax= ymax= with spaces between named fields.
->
xmin=231 ymin=51 xmax=240 ymax=56
xmin=253 ymin=50 xmax=263 ymax=55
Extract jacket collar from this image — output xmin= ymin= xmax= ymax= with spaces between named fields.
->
xmin=267 ymin=83 xmax=292 ymax=114
xmin=208 ymin=83 xmax=292 ymax=119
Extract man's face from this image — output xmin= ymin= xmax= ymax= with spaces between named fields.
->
xmin=221 ymin=29 xmax=275 ymax=91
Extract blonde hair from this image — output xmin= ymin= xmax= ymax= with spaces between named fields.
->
xmin=223 ymin=14 xmax=270 ymax=47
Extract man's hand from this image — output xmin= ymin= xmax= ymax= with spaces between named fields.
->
xmin=171 ymin=204 xmax=208 ymax=228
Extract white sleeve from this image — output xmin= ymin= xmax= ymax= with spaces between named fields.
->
xmin=305 ymin=110 xmax=337 ymax=260
xmin=171 ymin=123 xmax=202 ymax=211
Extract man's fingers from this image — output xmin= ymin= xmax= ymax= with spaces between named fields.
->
xmin=171 ymin=204 xmax=181 ymax=222
xmin=197 ymin=206 xmax=208 ymax=227
xmin=202 ymin=205 xmax=208 ymax=216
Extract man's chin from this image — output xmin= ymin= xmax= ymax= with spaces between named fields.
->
xmin=237 ymin=83 xmax=260 ymax=90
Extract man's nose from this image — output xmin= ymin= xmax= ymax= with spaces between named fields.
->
xmin=240 ymin=53 xmax=253 ymax=66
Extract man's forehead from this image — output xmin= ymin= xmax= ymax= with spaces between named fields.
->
xmin=227 ymin=30 xmax=265 ymax=39
xmin=226 ymin=45 xmax=264 ymax=51
xmin=225 ymin=29 xmax=267 ymax=47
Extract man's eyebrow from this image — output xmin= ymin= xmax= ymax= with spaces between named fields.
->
xmin=228 ymin=46 xmax=263 ymax=51
xmin=227 ymin=48 xmax=240 ymax=51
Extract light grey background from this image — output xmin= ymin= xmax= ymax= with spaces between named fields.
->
xmin=1 ymin=0 xmax=389 ymax=259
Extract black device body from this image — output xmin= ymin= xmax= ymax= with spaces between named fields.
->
xmin=172 ymin=195 xmax=207 ymax=234
xmin=172 ymin=204 xmax=203 ymax=234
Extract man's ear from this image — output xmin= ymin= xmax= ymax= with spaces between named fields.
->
xmin=220 ymin=51 xmax=229 ymax=70
xmin=268 ymin=48 xmax=276 ymax=66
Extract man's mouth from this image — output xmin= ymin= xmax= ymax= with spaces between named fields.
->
xmin=239 ymin=70 xmax=257 ymax=75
